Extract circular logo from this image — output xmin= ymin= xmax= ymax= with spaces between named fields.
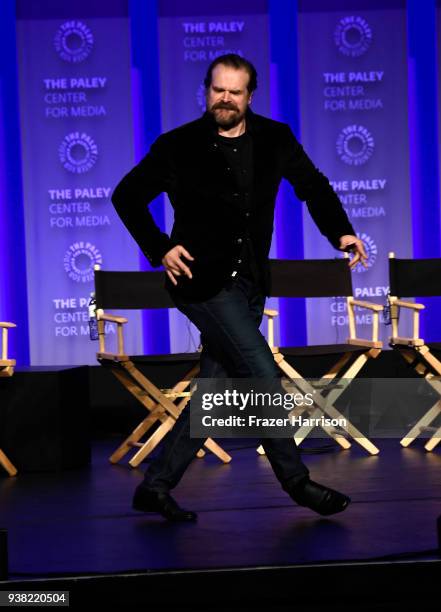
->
xmin=196 ymin=84 xmax=207 ymax=112
xmin=334 ymin=16 xmax=372 ymax=57
xmin=355 ymin=232 xmax=377 ymax=273
xmin=336 ymin=125 xmax=374 ymax=166
xmin=54 ymin=20 xmax=94 ymax=63
xmin=59 ymin=132 xmax=98 ymax=174
xmin=64 ymin=242 xmax=103 ymax=283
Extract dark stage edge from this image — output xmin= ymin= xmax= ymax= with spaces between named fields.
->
xmin=1 ymin=438 xmax=440 ymax=608
xmin=1 ymin=559 xmax=440 ymax=609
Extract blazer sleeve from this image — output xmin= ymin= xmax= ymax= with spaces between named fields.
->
xmin=111 ymin=134 xmax=176 ymax=267
xmin=280 ymin=124 xmax=355 ymax=249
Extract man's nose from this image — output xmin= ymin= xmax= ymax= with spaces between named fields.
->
xmin=221 ymin=91 xmax=232 ymax=102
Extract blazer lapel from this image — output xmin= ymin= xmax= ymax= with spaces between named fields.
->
xmin=247 ymin=109 xmax=273 ymax=201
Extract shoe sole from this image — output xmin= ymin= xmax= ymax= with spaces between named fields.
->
xmin=133 ymin=502 xmax=197 ymax=522
xmin=317 ymin=496 xmax=351 ymax=516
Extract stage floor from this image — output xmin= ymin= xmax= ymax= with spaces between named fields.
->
xmin=0 ymin=437 xmax=440 ymax=580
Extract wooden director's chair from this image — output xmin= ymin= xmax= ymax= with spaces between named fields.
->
xmin=0 ymin=321 xmax=17 ymax=476
xmin=94 ymin=267 xmax=231 ymax=467
xmin=258 ymin=258 xmax=383 ymax=456
xmin=388 ymin=252 xmax=441 ymax=451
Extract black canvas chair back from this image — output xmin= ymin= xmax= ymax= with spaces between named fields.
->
xmin=94 ymin=270 xmax=174 ymax=310
xmin=389 ymin=257 xmax=441 ymax=298
xmin=269 ymin=258 xmax=352 ymax=298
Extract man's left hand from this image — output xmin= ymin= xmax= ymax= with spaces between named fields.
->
xmin=339 ymin=235 xmax=368 ymax=270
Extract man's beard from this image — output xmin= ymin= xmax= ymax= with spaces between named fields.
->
xmin=208 ymin=102 xmax=245 ymax=129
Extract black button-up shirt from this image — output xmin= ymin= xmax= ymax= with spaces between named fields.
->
xmin=216 ymin=130 xmax=262 ymax=288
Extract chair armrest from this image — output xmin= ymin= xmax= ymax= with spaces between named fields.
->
xmin=348 ymin=298 xmax=383 ymax=312
xmin=263 ymin=309 xmax=278 ymax=350
xmin=95 ymin=310 xmax=128 ymax=357
xmin=388 ymin=297 xmax=424 ymax=342
xmin=1 ymin=323 xmax=15 ymax=362
xmin=346 ymin=297 xmax=383 ymax=347
xmin=96 ymin=310 xmax=128 ymax=324
xmin=263 ymin=308 xmax=278 ymax=318
xmin=391 ymin=299 xmax=425 ymax=311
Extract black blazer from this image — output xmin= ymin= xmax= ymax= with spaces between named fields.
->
xmin=111 ymin=108 xmax=355 ymax=301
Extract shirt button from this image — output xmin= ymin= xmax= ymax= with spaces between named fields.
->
xmin=233 ymin=193 xmax=239 ymax=197
xmin=245 ymin=212 xmax=250 ymax=218
xmin=226 ymin=167 xmax=231 ymax=171
xmin=236 ymin=238 xmax=243 ymax=245
xmin=237 ymin=259 xmax=242 ymax=264
xmin=233 ymin=148 xmax=238 ymax=152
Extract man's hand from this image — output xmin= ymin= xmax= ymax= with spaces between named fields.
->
xmin=339 ymin=235 xmax=368 ymax=270
xmin=162 ymin=245 xmax=195 ymax=286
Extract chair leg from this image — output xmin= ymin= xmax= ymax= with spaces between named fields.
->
xmin=109 ymin=408 xmax=165 ymax=464
xmin=400 ymin=400 xmax=441 ymax=448
xmin=104 ymin=359 xmax=232 ymax=465
xmin=203 ymin=438 xmax=232 ymax=463
xmin=129 ymin=416 xmax=176 ymax=467
xmin=296 ymin=392 xmax=379 ymax=455
xmin=293 ymin=407 xmax=352 ymax=450
xmin=0 ymin=449 xmax=17 ymax=476
xmin=392 ymin=348 xmax=441 ymax=449
xmin=275 ymin=352 xmax=380 ymax=455
xmin=123 ymin=362 xmax=182 ymax=419
xmin=320 ymin=352 xmax=353 ymax=380
xmin=424 ymin=426 xmax=441 ymax=451
xmin=108 ymin=367 xmax=165 ymax=463
xmin=418 ymin=346 xmax=441 ymax=376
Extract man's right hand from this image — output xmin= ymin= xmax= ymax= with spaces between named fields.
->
xmin=162 ymin=245 xmax=195 ymax=286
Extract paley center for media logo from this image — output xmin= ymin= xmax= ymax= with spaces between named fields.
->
xmin=336 ymin=124 xmax=374 ymax=166
xmin=64 ymin=241 xmax=103 ymax=283
xmin=59 ymin=132 xmax=98 ymax=174
xmin=54 ymin=20 xmax=94 ymax=63
xmin=334 ymin=16 xmax=372 ymax=57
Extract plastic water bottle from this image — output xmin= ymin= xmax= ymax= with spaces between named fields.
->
xmin=88 ymin=293 xmax=99 ymax=341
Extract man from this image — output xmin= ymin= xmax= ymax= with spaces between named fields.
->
xmin=111 ymin=54 xmax=367 ymax=522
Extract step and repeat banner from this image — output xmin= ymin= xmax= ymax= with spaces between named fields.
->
xmin=298 ymin=0 xmax=412 ymax=345
xmin=16 ymin=0 xmax=142 ymax=365
xmin=157 ymin=0 xmax=272 ymax=353
xmin=438 ymin=0 xmax=441 ymax=212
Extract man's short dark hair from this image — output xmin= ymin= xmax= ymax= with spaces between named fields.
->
xmin=203 ymin=54 xmax=258 ymax=93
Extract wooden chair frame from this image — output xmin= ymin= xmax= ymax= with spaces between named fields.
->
xmin=388 ymin=252 xmax=441 ymax=451
xmin=258 ymin=258 xmax=382 ymax=456
xmin=0 ymin=322 xmax=17 ymax=476
xmin=94 ymin=267 xmax=231 ymax=467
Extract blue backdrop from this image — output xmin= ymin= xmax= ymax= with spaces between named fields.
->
xmin=1 ymin=0 xmax=440 ymax=365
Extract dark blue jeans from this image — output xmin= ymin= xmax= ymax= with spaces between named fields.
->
xmin=141 ymin=274 xmax=309 ymax=493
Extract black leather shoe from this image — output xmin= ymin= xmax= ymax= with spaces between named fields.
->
xmin=132 ymin=487 xmax=197 ymax=522
xmin=288 ymin=478 xmax=350 ymax=516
